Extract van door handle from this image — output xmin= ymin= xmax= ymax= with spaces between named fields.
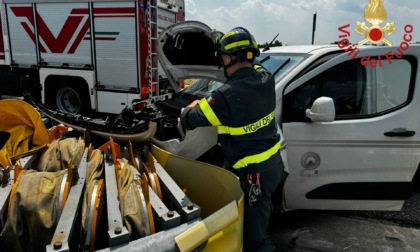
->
xmin=384 ymin=128 xmax=415 ymax=137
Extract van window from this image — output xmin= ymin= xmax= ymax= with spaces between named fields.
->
xmin=258 ymin=54 xmax=307 ymax=81
xmin=283 ymin=58 xmax=413 ymax=122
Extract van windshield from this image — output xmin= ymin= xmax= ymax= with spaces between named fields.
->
xmin=258 ymin=54 xmax=307 ymax=82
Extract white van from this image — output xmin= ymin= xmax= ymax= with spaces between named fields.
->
xmin=156 ymin=21 xmax=420 ymax=212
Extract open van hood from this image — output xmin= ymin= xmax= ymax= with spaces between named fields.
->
xmin=157 ymin=21 xmax=226 ymax=93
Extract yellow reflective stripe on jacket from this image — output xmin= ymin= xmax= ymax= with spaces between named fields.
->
xmin=254 ymin=64 xmax=262 ymax=70
xmin=217 ymin=111 xmax=275 ymax=135
xmin=224 ymin=40 xmax=258 ymax=51
xmin=198 ymin=99 xmax=222 ymax=126
xmin=232 ymin=142 xmax=281 ymax=169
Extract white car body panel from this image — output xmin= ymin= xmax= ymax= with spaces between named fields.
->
xmin=279 ymin=45 xmax=420 ymax=211
xmin=151 ymin=126 xmax=218 ymax=160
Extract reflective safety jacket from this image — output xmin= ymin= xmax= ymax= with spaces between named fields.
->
xmin=180 ymin=65 xmax=281 ymax=170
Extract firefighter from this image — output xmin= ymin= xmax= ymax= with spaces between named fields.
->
xmin=179 ymin=27 xmax=285 ymax=251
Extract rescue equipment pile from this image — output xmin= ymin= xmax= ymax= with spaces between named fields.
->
xmin=0 ymin=99 xmax=244 ymax=252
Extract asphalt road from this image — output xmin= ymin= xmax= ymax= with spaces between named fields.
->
xmin=269 ymin=192 xmax=420 ymax=252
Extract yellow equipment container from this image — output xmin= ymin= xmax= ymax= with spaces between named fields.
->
xmin=152 ymin=145 xmax=244 ymax=252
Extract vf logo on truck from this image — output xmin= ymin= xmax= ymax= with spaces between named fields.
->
xmin=10 ymin=7 xmax=132 ymax=54
xmin=336 ymin=0 xmax=413 ymax=68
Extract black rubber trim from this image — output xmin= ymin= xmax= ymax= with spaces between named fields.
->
xmin=384 ymin=131 xmax=415 ymax=137
xmin=306 ymin=182 xmax=413 ymax=200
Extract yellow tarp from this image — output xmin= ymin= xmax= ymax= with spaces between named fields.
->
xmin=0 ymin=99 xmax=49 ymax=168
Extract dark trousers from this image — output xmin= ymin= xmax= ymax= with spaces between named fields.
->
xmin=237 ymin=157 xmax=285 ymax=252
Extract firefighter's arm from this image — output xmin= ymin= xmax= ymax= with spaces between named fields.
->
xmin=179 ymin=100 xmax=211 ymax=131
xmin=179 ymin=90 xmax=231 ymax=131
xmin=177 ymin=100 xmax=201 ymax=138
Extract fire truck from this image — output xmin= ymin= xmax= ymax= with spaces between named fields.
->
xmin=0 ymin=0 xmax=185 ymax=114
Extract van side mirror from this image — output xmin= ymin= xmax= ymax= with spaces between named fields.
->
xmin=305 ymin=97 xmax=336 ymax=122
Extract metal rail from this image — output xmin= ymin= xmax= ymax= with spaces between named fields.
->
xmin=46 ymin=148 xmax=89 ymax=252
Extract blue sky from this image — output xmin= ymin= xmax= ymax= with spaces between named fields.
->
xmin=185 ymin=0 xmax=420 ymax=46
